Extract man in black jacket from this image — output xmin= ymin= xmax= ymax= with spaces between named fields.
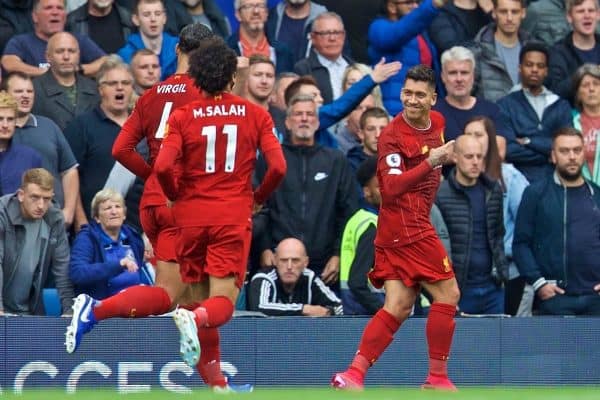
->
xmin=435 ymin=135 xmax=508 ymax=314
xmin=248 ymin=237 xmax=343 ymax=316
xmin=254 ymin=93 xmax=359 ymax=287
xmin=293 ymin=12 xmax=353 ymax=104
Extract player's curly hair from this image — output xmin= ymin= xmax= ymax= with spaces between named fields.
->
xmin=189 ymin=37 xmax=238 ymax=96
xmin=178 ymin=23 xmax=215 ymax=54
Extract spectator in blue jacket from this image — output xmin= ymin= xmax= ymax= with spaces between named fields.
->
xmin=283 ymin=58 xmax=401 ymax=148
xmin=118 ymin=0 xmax=178 ymax=80
xmin=367 ymin=0 xmax=447 ymax=116
xmin=513 ymin=127 xmax=600 ymax=316
xmin=69 ymin=188 xmax=152 ymax=300
xmin=498 ymin=42 xmax=573 ymax=183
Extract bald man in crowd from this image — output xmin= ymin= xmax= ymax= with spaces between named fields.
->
xmin=32 ymin=31 xmax=100 ymax=131
xmin=248 ymin=237 xmax=343 ymax=316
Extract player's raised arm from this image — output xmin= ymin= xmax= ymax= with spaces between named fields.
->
xmin=379 ymin=140 xmax=455 ymax=198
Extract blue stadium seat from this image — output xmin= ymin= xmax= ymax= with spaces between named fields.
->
xmin=43 ymin=288 xmax=62 ymax=316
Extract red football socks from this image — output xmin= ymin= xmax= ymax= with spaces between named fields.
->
xmin=426 ymin=302 xmax=456 ymax=377
xmin=352 ymin=309 xmax=401 ymax=379
xmin=193 ymin=296 xmax=234 ymax=328
xmin=92 ymin=285 xmax=172 ymax=320
xmin=197 ymin=327 xmax=227 ymax=387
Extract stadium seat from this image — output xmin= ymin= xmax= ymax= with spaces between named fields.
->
xmin=43 ymin=288 xmax=62 ymax=316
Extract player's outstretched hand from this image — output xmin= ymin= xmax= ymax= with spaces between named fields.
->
xmin=371 ymin=58 xmax=402 ymax=84
xmin=427 ymin=140 xmax=455 ymax=168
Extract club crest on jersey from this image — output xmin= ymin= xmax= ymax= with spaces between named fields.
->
xmin=443 ymin=256 xmax=451 ymax=272
xmin=421 ymin=145 xmax=429 ymax=154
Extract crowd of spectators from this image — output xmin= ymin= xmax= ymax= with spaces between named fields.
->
xmin=1 ymin=0 xmax=600 ymax=317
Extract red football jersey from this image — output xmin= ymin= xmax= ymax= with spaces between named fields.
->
xmin=155 ymin=92 xmax=284 ymax=226
xmin=375 ymin=111 xmax=446 ymax=247
xmin=112 ymin=74 xmax=201 ymax=208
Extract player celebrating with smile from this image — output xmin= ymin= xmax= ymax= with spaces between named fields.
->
xmin=331 ymin=65 xmax=459 ymax=391
xmin=154 ymin=37 xmax=286 ymax=390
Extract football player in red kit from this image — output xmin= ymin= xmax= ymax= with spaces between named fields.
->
xmin=331 ymin=65 xmax=460 ymax=391
xmin=154 ymin=37 xmax=286 ymax=390
xmin=65 ymin=25 xmax=258 ymax=392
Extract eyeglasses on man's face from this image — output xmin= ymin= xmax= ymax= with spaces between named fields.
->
xmin=238 ymin=3 xmax=267 ymax=12
xmin=312 ymin=30 xmax=345 ymax=38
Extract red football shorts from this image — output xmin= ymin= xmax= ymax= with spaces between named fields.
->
xmin=175 ymin=223 xmax=251 ymax=289
xmin=139 ymin=205 xmax=178 ymax=262
xmin=370 ymin=235 xmax=454 ymax=289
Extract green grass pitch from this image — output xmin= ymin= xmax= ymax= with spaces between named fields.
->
xmin=2 ymin=387 xmax=599 ymax=400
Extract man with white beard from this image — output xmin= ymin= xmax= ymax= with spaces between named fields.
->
xmin=67 ymin=0 xmax=134 ymax=54
xmin=266 ymin=0 xmax=328 ymax=64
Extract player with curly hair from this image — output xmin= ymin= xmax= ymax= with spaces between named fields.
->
xmin=154 ymin=37 xmax=287 ymax=392
xmin=65 ymin=25 xmax=259 ymax=392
